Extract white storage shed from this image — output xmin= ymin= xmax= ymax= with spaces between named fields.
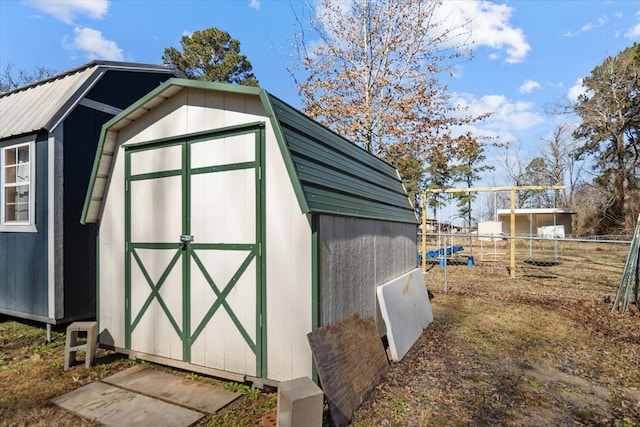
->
xmin=81 ymin=79 xmax=418 ymax=384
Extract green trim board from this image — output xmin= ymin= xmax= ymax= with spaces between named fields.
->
xmin=121 ymin=121 xmax=267 ymax=150
xmin=96 ymin=234 xmax=100 ymax=337
xmin=257 ymin=90 xmax=310 ymax=214
xmin=82 ymin=79 xmax=417 ymax=226
xmin=124 ymin=149 xmax=132 ymax=349
xmin=182 ymin=141 xmax=190 ymax=360
xmin=257 ymin=126 xmax=268 ymax=378
xmin=310 ymin=214 xmax=319 ymax=384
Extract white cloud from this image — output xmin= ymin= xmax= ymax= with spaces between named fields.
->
xmin=581 ymin=15 xmax=608 ymax=32
xmin=24 ymin=0 xmax=109 ymax=24
xmin=625 ymin=22 xmax=640 ymax=39
xmin=567 ymin=78 xmax=588 ymax=103
xmin=453 ymin=93 xmax=544 ymax=132
xmin=313 ymin=1 xmax=530 ymax=63
xmin=66 ymin=27 xmax=123 ymax=61
xmin=436 ymin=1 xmax=531 ymax=64
xmin=519 ymin=79 xmax=540 ymax=94
xmin=249 ymin=0 xmax=261 ymax=10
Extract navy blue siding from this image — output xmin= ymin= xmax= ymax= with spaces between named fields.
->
xmin=86 ymin=70 xmax=171 ymax=109
xmin=0 ymin=134 xmax=49 ymax=318
xmin=0 ymin=68 xmax=174 ymax=323
xmin=62 ymin=106 xmax=105 ymax=320
xmin=62 ymin=70 xmax=174 ymax=320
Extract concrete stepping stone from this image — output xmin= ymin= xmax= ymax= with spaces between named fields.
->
xmin=52 ymin=382 xmax=203 ymax=427
xmin=102 ymin=365 xmax=241 ymax=413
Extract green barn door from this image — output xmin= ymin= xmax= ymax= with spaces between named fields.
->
xmin=125 ymin=125 xmax=265 ymax=378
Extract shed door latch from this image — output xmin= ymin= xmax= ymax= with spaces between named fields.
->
xmin=180 ymin=234 xmax=194 ymax=250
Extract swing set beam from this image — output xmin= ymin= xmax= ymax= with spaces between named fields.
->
xmin=422 ymin=185 xmax=566 ymax=278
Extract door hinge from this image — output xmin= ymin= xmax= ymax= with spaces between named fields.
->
xmin=259 ymin=243 xmax=262 ymax=256
xmin=259 ymin=314 xmax=263 ymax=327
xmin=125 ymin=180 xmax=129 ymax=192
xmin=258 ymin=166 xmax=262 ymax=181
xmin=126 ymin=298 xmax=129 ymax=310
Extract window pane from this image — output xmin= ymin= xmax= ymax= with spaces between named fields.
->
xmin=16 ymin=163 xmax=29 ymax=183
xmin=16 ymin=185 xmax=29 ymax=203
xmin=2 ymin=143 xmax=31 ymax=225
xmin=5 ymin=187 xmax=15 ymax=203
xmin=17 ymin=146 xmax=29 ymax=164
xmin=5 ymin=203 xmax=15 ymax=221
xmin=5 ymin=147 xmax=16 ymax=166
xmin=15 ymin=202 xmax=29 ymax=222
xmin=5 ymin=165 xmax=16 ymax=184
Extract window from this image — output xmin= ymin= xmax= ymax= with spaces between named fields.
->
xmin=1 ymin=139 xmax=36 ymax=232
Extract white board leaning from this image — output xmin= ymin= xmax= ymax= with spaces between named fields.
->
xmin=376 ymin=268 xmax=433 ymax=362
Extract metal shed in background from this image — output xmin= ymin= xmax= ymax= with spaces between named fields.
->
xmin=81 ymin=78 xmax=418 ymax=384
xmin=497 ymin=208 xmax=576 ymax=236
xmin=0 ymin=61 xmax=176 ymax=338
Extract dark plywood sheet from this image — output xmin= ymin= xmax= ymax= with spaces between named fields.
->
xmin=308 ymin=314 xmax=389 ymax=426
xmin=52 ymin=382 xmax=203 ymax=427
xmin=102 ymin=365 xmax=240 ymax=413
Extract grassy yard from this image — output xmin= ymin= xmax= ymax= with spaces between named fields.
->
xmin=0 ymin=320 xmax=277 ymax=426
xmin=1 ymin=240 xmax=639 ymax=426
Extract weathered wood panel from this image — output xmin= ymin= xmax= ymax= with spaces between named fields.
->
xmin=318 ymin=216 xmax=417 ymax=329
xmin=307 ymin=314 xmax=389 ymax=426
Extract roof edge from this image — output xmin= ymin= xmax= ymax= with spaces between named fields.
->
xmin=259 ymin=92 xmax=311 ymax=214
xmin=496 ymin=208 xmax=577 ymax=215
xmin=82 ymin=79 xmax=272 ymax=223
xmin=1 ymin=60 xmax=176 ymax=98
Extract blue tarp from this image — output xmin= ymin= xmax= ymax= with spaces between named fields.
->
xmin=417 ymin=246 xmax=464 ymax=264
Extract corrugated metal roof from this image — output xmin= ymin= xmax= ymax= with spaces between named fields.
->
xmin=497 ymin=208 xmax=576 ymax=215
xmin=82 ymin=78 xmax=418 ymax=225
xmin=267 ymin=94 xmax=418 ymax=224
xmin=0 ymin=60 xmax=176 ymax=141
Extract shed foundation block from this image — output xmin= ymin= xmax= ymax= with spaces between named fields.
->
xmin=64 ymin=321 xmax=98 ymax=370
xmin=276 ymin=376 xmax=323 ymax=427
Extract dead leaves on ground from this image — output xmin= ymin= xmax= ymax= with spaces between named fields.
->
xmin=353 ymin=263 xmax=640 ymax=426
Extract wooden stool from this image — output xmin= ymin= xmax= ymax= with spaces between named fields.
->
xmin=64 ymin=321 xmax=98 ymax=370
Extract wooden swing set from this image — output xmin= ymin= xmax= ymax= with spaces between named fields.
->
xmin=421 ymin=185 xmax=566 ymax=278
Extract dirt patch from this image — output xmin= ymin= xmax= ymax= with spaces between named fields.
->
xmin=519 ymin=361 xmax=612 ymax=426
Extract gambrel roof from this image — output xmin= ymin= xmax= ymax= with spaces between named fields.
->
xmin=0 ymin=60 xmax=176 ymax=141
xmin=82 ymin=79 xmax=418 ymax=225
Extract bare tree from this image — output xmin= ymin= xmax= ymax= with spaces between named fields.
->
xmin=0 ymin=63 xmax=56 ymax=93
xmin=500 ymin=142 xmax=533 ymax=208
xmin=290 ymin=0 xmax=491 ymax=200
xmin=539 ymin=124 xmax=585 ymax=208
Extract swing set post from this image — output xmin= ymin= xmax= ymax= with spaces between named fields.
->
xmin=510 ymin=188 xmax=516 ymax=278
xmin=421 ymin=195 xmax=427 ymax=272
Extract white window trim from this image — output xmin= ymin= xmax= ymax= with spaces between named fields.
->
xmin=0 ymin=136 xmax=37 ymax=233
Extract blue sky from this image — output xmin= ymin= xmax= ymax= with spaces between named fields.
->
xmin=1 ymin=0 xmax=639 ymax=186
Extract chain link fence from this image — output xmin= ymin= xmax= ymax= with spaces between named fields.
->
xmin=419 ymin=231 xmax=630 ymax=304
